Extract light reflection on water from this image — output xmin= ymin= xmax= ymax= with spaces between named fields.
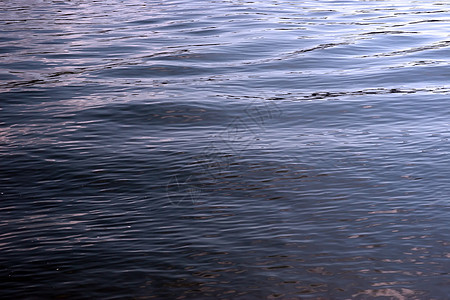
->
xmin=1 ymin=0 xmax=450 ymax=299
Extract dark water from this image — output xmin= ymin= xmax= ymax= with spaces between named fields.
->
xmin=1 ymin=0 xmax=449 ymax=299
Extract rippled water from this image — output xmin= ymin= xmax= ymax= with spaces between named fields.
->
xmin=1 ymin=0 xmax=450 ymax=299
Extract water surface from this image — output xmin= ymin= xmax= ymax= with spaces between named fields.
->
xmin=1 ymin=0 xmax=449 ymax=299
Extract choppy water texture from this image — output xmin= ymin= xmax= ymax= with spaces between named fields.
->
xmin=1 ymin=0 xmax=450 ymax=299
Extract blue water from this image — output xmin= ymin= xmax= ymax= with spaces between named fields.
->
xmin=1 ymin=0 xmax=449 ymax=299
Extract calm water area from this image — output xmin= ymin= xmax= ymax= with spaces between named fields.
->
xmin=1 ymin=0 xmax=449 ymax=299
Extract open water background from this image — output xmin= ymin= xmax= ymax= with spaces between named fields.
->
xmin=1 ymin=0 xmax=450 ymax=299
